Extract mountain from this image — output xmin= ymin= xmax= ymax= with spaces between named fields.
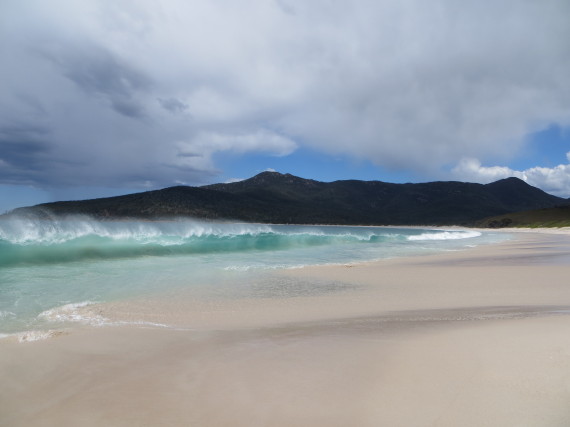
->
xmin=6 ymin=172 xmax=568 ymax=226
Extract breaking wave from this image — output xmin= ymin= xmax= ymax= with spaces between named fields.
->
xmin=0 ymin=216 xmax=484 ymax=268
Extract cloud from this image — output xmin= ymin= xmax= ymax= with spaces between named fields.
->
xmin=224 ymin=178 xmax=245 ymax=184
xmin=0 ymin=123 xmax=52 ymax=184
xmin=452 ymin=156 xmax=570 ymax=197
xmin=1 ymin=0 xmax=569 ymax=190
xmin=172 ymin=129 xmax=297 ymax=172
xmin=185 ymin=130 xmax=296 ymax=157
xmin=158 ymin=98 xmax=188 ymax=114
xmin=38 ymin=41 xmax=152 ymax=119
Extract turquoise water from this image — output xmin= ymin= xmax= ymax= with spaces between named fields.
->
xmin=0 ymin=216 xmax=508 ymax=335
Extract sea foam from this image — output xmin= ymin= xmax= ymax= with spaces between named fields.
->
xmin=407 ymin=230 xmax=482 ymax=241
xmin=0 ymin=329 xmax=65 ymax=343
xmin=38 ymin=301 xmax=107 ymax=326
xmin=0 ymin=310 xmax=16 ymax=319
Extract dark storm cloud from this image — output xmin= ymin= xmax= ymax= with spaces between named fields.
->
xmin=158 ymin=98 xmax=189 ymax=115
xmin=0 ymin=124 xmax=51 ymax=169
xmin=39 ymin=43 xmax=152 ymax=119
xmin=0 ymin=121 xmax=96 ymax=186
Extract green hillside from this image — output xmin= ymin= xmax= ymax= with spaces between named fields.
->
xmin=477 ymin=205 xmax=570 ymax=228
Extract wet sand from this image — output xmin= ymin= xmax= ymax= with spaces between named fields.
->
xmin=2 ymin=230 xmax=570 ymax=426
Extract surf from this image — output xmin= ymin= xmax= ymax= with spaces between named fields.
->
xmin=0 ymin=216 xmax=481 ymax=268
xmin=0 ymin=216 xmax=507 ymax=336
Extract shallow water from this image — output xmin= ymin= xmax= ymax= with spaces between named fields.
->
xmin=0 ymin=216 xmax=509 ymax=335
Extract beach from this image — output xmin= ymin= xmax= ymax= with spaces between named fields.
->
xmin=1 ymin=230 xmax=570 ymax=426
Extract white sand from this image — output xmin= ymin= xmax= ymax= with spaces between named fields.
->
xmin=1 ymin=230 xmax=570 ymax=426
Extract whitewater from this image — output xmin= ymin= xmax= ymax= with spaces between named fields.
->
xmin=0 ymin=216 xmax=508 ymax=336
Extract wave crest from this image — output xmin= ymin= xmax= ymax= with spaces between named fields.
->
xmin=0 ymin=216 xmax=274 ymax=245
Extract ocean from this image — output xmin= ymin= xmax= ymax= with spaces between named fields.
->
xmin=0 ymin=216 xmax=509 ymax=338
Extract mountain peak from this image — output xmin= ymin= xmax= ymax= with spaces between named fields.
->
xmin=246 ymin=171 xmax=319 ymax=186
xmin=257 ymin=170 xmax=284 ymax=175
xmin=488 ymin=176 xmax=527 ymax=185
xmin=485 ymin=176 xmax=533 ymax=190
xmin=251 ymin=171 xmax=286 ymax=180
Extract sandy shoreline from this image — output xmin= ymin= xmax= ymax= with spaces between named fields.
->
xmin=2 ymin=230 xmax=570 ymax=426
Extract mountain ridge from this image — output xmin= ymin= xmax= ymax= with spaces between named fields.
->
xmin=5 ymin=172 xmax=568 ymax=226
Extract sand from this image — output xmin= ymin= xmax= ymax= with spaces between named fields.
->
xmin=1 ymin=230 xmax=570 ymax=426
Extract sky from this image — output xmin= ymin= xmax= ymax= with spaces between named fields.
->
xmin=1 ymin=0 xmax=570 ymax=213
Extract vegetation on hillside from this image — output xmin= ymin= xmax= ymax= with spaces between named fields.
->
xmin=5 ymin=172 xmax=569 ymax=227
xmin=476 ymin=205 xmax=570 ymax=228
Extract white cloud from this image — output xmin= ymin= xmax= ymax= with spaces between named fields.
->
xmin=452 ymin=155 xmax=570 ymax=197
xmin=523 ymin=165 xmax=570 ymax=198
xmin=452 ymin=158 xmax=523 ymax=183
xmin=171 ymin=129 xmax=296 ymax=172
xmin=224 ymin=177 xmax=245 ymax=184
xmin=1 ymin=0 xmax=569 ymax=189
xmin=192 ymin=130 xmax=296 ymax=157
